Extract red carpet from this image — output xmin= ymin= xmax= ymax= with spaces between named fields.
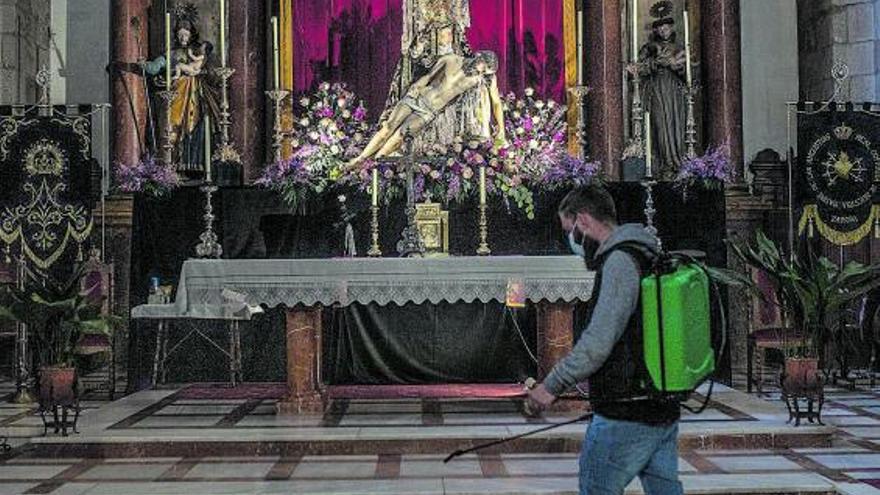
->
xmin=177 ymin=383 xmax=526 ymax=400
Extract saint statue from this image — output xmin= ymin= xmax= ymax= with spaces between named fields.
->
xmin=349 ymin=51 xmax=506 ymax=167
xmin=141 ymin=5 xmax=219 ymax=174
xmin=628 ymin=1 xmax=687 ymax=180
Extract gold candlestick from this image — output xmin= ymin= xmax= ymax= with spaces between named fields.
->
xmin=214 ymin=66 xmax=241 ymax=164
xmin=684 ymin=84 xmax=699 ymax=159
xmin=368 ymin=204 xmax=382 ymax=257
xmin=266 ymin=89 xmax=290 ymax=163
xmin=567 ymin=86 xmax=591 ymax=160
xmin=158 ymin=88 xmax=177 ymax=167
xmin=476 ymin=202 xmax=491 ymax=256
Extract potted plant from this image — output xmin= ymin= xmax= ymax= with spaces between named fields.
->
xmin=710 ymin=231 xmax=880 ymax=393
xmin=0 ymin=265 xmax=116 ymax=410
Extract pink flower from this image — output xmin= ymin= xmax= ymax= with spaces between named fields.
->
xmin=353 ymin=107 xmax=367 ymax=121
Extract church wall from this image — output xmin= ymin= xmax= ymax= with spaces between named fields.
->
xmin=740 ymin=0 xmax=799 ymax=167
xmin=65 ymin=0 xmax=110 ymax=104
xmin=0 ymin=0 xmax=51 ymax=105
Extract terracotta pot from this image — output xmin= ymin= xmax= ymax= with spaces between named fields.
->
xmin=39 ymin=366 xmax=77 ymax=407
xmin=783 ymin=357 xmax=820 ymax=393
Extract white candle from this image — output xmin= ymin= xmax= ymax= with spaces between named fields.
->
xmin=219 ymin=0 xmax=227 ymax=67
xmin=165 ymin=12 xmax=172 ymax=91
xmin=576 ymin=9 xmax=584 ymax=86
xmin=479 ymin=166 xmax=487 ymax=204
xmin=204 ymin=114 xmax=212 ymax=181
xmin=271 ymin=16 xmax=280 ymax=90
xmin=683 ymin=9 xmax=692 ymax=86
xmin=645 ymin=112 xmax=652 ymax=178
xmin=632 ymin=0 xmax=638 ymax=62
xmin=372 ymin=168 xmax=378 ymax=207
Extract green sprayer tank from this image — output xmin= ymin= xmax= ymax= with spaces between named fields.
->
xmin=641 ymin=262 xmax=715 ymax=394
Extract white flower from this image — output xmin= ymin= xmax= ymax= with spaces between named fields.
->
xmin=342 ymin=110 xmax=351 ymax=119
xmin=524 ymin=87 xmax=534 ymax=97
xmin=547 ymin=100 xmax=556 ymax=109
xmin=337 ymin=98 xmax=348 ymax=108
xmin=338 ymin=194 xmax=347 ymax=203
xmin=291 ymin=139 xmax=301 ymax=148
xmin=516 ymin=127 xmax=525 ymax=135
xmin=330 ymin=145 xmax=341 ymax=155
xmin=532 ymin=116 xmax=541 ymax=125
xmin=299 ymin=118 xmax=310 ymax=127
xmin=529 ymin=139 xmax=539 ymax=149
xmin=320 ymin=82 xmax=331 ymax=91
xmin=300 ymin=98 xmax=310 ymax=107
xmin=328 ymin=122 xmax=339 ymax=132
xmin=462 ymin=167 xmax=474 ymax=179
xmin=354 ymin=133 xmax=364 ymax=143
xmin=430 ymin=170 xmax=441 ymax=179
xmin=535 ymin=101 xmax=545 ymax=109
xmin=308 ymin=131 xmax=320 ymax=141
xmin=513 ymin=111 xmax=521 ymax=119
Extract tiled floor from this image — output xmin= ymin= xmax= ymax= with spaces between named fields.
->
xmin=6 ymin=380 xmax=880 ymax=493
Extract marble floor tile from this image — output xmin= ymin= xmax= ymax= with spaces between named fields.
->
xmin=338 ymin=413 xmax=422 ymax=427
xmin=134 ymin=415 xmax=225 ymax=428
xmin=185 ymin=461 xmax=276 ymax=479
xmin=79 ymin=463 xmax=174 ymax=480
xmin=808 ymin=453 xmax=880 ymax=470
xmin=829 ymin=416 xmax=880 ymax=426
xmin=154 ymin=404 xmax=239 ymax=415
xmin=704 ymin=454 xmax=803 ymax=472
xmin=841 ymin=427 xmax=880 ymax=438
xmin=0 ymin=464 xmax=71 ymax=480
xmin=442 ymin=413 xmax=529 ymax=425
xmin=0 ymin=483 xmax=38 ymax=495
xmin=292 ymin=459 xmax=378 ymax=479
xmin=443 ymin=476 xmax=576 ymax=494
xmin=502 ymin=457 xmax=579 ymax=476
xmin=400 ymin=456 xmax=483 ymax=477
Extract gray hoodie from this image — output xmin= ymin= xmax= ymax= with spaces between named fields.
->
xmin=543 ymin=223 xmax=660 ymax=397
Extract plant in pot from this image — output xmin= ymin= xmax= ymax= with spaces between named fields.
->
xmin=709 ymin=231 xmax=880 ymax=394
xmin=0 ymin=265 xmax=116 ymax=413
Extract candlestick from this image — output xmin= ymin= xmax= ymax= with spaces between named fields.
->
xmin=576 ymin=9 xmax=584 ymax=86
xmin=683 ymin=9 xmax=692 ymax=87
xmin=165 ymin=12 xmax=172 ymax=91
xmin=479 ymin=165 xmax=487 ymax=204
xmin=371 ymin=168 xmax=379 ymax=207
xmin=368 ymin=204 xmax=382 ymax=257
xmin=645 ymin=111 xmax=652 ymax=178
xmin=632 ymin=0 xmax=638 ymax=62
xmin=272 ymin=16 xmax=280 ymax=90
xmin=220 ymin=0 xmax=227 ymax=67
xmin=204 ymin=114 xmax=212 ymax=181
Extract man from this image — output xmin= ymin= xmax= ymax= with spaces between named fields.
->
xmin=347 ymin=50 xmax=507 ymax=168
xmin=527 ymin=184 xmax=683 ymax=495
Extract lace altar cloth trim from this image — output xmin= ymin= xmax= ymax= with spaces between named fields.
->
xmin=132 ymin=256 xmax=594 ymax=319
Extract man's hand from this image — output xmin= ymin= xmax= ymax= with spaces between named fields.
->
xmin=525 ymin=383 xmax=556 ymax=416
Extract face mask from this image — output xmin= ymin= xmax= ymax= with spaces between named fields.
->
xmin=568 ymin=229 xmax=587 ymax=257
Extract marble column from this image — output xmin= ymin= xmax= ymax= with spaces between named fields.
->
xmin=536 ymin=303 xmax=574 ymax=381
xmin=701 ymin=0 xmax=745 ymax=177
xmin=278 ymin=307 xmax=325 ymax=414
xmin=110 ymin=0 xmax=149 ymax=167
xmin=584 ymin=0 xmax=624 ymax=179
xmin=228 ymin=0 xmax=266 ymax=182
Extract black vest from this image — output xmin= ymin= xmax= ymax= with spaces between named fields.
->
xmin=585 ymin=243 xmax=680 ymax=424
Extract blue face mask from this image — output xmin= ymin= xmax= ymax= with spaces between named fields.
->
xmin=568 ymin=229 xmax=587 ymax=257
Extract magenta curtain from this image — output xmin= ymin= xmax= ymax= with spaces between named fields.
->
xmin=292 ymin=0 xmax=565 ymax=121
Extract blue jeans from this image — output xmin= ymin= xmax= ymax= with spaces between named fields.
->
xmin=579 ymin=414 xmax=683 ymax=495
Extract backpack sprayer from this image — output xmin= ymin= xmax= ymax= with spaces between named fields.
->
xmin=444 ymin=249 xmax=727 ymax=463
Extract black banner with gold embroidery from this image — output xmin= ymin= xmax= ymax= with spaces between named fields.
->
xmin=0 ymin=106 xmax=95 ymax=270
xmin=797 ymin=105 xmax=880 ymax=246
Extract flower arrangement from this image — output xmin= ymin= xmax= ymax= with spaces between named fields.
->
xmin=115 ymin=155 xmax=180 ymax=197
xmin=501 ymin=88 xmax=569 ymax=177
xmin=675 ymin=143 xmax=733 ymax=195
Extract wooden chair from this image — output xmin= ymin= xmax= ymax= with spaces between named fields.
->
xmin=74 ymin=254 xmax=116 ymax=399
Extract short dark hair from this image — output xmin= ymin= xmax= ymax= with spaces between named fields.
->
xmin=558 ymin=184 xmax=617 ymax=224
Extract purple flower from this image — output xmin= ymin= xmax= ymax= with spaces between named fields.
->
xmin=318 ymin=107 xmax=335 ymax=118
xmin=353 ymin=106 xmax=367 ymax=121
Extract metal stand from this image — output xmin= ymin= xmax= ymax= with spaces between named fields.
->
xmin=194 ymin=182 xmax=223 ymax=258
xmin=266 ymin=89 xmax=290 ymax=164
xmin=157 ymin=89 xmax=177 ymax=167
xmin=684 ymin=84 xmax=700 ymax=159
xmin=214 ymin=66 xmax=241 ymax=164
xmin=397 ymin=135 xmax=425 ymax=257
xmin=642 ymin=179 xmax=661 ymax=251
xmin=368 ymin=205 xmax=382 ymax=257
xmin=567 ymin=85 xmax=591 ymax=159
xmin=623 ymin=73 xmax=645 ymax=160
xmin=476 ymin=203 xmax=491 ymax=256
xmin=12 ymin=256 xmax=33 ymax=404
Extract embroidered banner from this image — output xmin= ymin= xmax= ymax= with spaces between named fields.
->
xmin=797 ymin=106 xmax=880 ymax=246
xmin=0 ymin=106 xmax=95 ymax=269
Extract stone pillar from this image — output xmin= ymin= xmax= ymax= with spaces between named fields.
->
xmin=110 ymin=0 xmax=149 ymax=166
xmin=536 ymin=302 xmax=574 ymax=380
xmin=229 ymin=0 xmax=266 ymax=182
xmin=584 ymin=0 xmax=624 ymax=178
xmin=701 ymin=0 xmax=745 ymax=178
xmin=278 ymin=307 xmax=325 ymax=414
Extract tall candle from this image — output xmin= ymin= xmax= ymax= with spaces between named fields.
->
xmin=204 ymin=114 xmax=212 ymax=181
xmin=632 ymin=0 xmax=638 ymax=62
xmin=371 ymin=168 xmax=379 ymax=207
xmin=576 ymin=9 xmax=584 ymax=86
xmin=165 ymin=12 xmax=172 ymax=91
xmin=683 ymin=9 xmax=692 ymax=86
xmin=645 ymin=112 xmax=652 ymax=178
xmin=219 ymin=0 xmax=227 ymax=67
xmin=271 ymin=16 xmax=280 ymax=89
xmin=479 ymin=165 xmax=487 ymax=204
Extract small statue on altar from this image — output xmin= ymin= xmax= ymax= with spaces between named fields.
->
xmin=141 ymin=5 xmax=219 ymax=174
xmin=627 ymin=1 xmax=687 ymax=180
xmin=348 ymin=51 xmax=507 ymax=167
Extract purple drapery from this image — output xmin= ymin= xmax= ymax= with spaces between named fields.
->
xmin=293 ymin=0 xmax=565 ymax=121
